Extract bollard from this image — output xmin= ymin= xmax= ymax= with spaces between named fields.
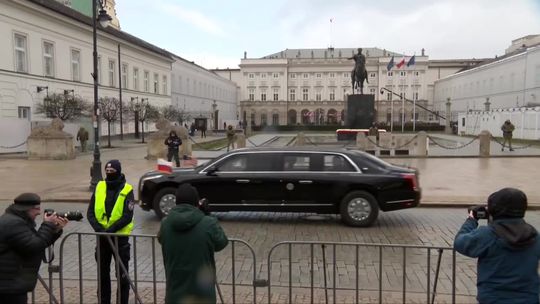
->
xmin=445 ymin=100 xmax=452 ymax=134
xmin=182 ymin=139 xmax=192 ymax=157
xmin=415 ymin=131 xmax=428 ymax=156
xmin=478 ymin=130 xmax=491 ymax=157
xmin=295 ymin=132 xmax=305 ymax=146
xmin=236 ymin=133 xmax=246 ymax=148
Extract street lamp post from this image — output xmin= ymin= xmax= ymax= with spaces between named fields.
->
xmin=89 ymin=0 xmax=112 ymax=191
xmin=139 ymin=98 xmax=148 ymax=143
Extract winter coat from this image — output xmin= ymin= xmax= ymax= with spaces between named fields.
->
xmin=164 ymin=135 xmax=182 ymax=151
xmin=454 ymin=217 xmax=540 ymax=304
xmin=0 ymin=206 xmax=62 ymax=293
xmin=501 ymin=122 xmax=515 ymax=139
xmin=226 ymin=128 xmax=235 ymax=142
xmin=158 ymin=204 xmax=228 ymax=304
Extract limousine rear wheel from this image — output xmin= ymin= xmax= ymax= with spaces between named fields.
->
xmin=340 ymin=191 xmax=379 ymax=227
xmin=153 ymin=187 xmax=177 ymax=219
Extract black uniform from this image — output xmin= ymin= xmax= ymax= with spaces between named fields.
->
xmin=164 ymin=133 xmax=182 ymax=167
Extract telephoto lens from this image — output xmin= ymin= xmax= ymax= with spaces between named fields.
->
xmin=44 ymin=209 xmax=84 ymax=221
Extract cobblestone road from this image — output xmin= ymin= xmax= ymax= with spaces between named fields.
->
xmin=14 ymin=201 xmax=538 ymax=303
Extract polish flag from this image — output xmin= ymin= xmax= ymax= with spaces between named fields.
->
xmin=157 ymin=158 xmax=173 ymax=174
xmin=396 ymin=57 xmax=406 ymax=68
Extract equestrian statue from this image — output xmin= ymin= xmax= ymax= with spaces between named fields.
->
xmin=348 ymin=48 xmax=369 ymax=94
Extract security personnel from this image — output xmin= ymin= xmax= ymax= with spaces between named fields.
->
xmin=87 ymin=159 xmax=135 ymax=304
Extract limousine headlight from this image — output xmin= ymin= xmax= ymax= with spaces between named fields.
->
xmin=138 ymin=174 xmax=163 ymax=195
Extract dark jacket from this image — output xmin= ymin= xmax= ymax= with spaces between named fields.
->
xmin=87 ymin=174 xmax=134 ymax=234
xmin=0 ymin=206 xmax=62 ymax=293
xmin=158 ymin=204 xmax=228 ymax=304
xmin=164 ymin=135 xmax=182 ymax=151
xmin=454 ymin=217 xmax=540 ymax=304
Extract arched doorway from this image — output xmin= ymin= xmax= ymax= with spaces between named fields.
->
xmin=301 ymin=109 xmax=310 ymax=125
xmin=327 ymin=108 xmax=338 ymax=124
xmin=315 ymin=108 xmax=324 ymax=125
xmin=287 ymin=109 xmax=297 ymax=125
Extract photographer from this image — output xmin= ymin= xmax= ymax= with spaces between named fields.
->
xmin=454 ymin=188 xmax=540 ymax=304
xmin=158 ymin=183 xmax=228 ymax=304
xmin=0 ymin=193 xmax=68 ymax=303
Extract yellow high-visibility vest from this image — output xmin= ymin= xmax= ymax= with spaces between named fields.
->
xmin=94 ymin=181 xmax=134 ymax=235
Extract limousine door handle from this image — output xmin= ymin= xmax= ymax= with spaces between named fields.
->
xmin=298 ymin=180 xmax=313 ymax=184
xmin=236 ymin=179 xmax=250 ymax=183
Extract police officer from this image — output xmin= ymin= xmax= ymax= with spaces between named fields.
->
xmin=87 ymin=160 xmax=135 ymax=304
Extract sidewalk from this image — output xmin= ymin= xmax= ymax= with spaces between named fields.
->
xmin=1 ymin=133 xmax=539 ymax=207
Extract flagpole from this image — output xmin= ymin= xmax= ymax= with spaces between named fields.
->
xmin=401 ymin=91 xmax=405 ymax=132
xmin=412 ymin=57 xmax=416 ymax=132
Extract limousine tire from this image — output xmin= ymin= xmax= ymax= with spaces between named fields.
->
xmin=340 ymin=191 xmax=379 ymax=227
xmin=153 ymin=187 xmax=177 ymax=219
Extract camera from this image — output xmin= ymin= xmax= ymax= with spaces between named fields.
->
xmin=198 ymin=198 xmax=210 ymax=215
xmin=44 ymin=209 xmax=84 ymax=221
xmin=468 ymin=205 xmax=489 ymax=220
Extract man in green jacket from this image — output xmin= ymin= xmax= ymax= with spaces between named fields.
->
xmin=158 ymin=183 xmax=228 ymax=304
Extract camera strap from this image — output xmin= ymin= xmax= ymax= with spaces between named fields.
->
xmin=43 ymin=244 xmax=55 ymax=264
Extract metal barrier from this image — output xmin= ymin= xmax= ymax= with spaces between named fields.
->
xmin=32 ymin=232 xmax=257 ymax=304
xmin=266 ymin=241 xmax=457 ymax=304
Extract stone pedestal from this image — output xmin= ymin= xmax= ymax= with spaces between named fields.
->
xmin=479 ymin=130 xmax=491 ymax=157
xmin=27 ymin=136 xmax=75 ymax=160
xmin=413 ymin=131 xmax=428 ymax=156
xmin=27 ymin=118 xmax=75 ymax=160
xmin=146 ymin=119 xmax=192 ymax=160
xmin=236 ymin=134 xmax=246 ymax=148
xmin=346 ymin=94 xmax=375 ymax=129
xmin=356 ymin=132 xmax=368 ymax=150
xmin=295 ymin=132 xmax=305 ymax=146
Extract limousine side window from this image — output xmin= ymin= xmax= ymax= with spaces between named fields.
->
xmin=218 ymin=155 xmax=247 ymax=171
xmin=323 ymin=155 xmax=355 ymax=172
xmin=283 ymin=155 xmax=310 ymax=171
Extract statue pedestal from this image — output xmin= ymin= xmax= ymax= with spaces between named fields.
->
xmin=146 ymin=136 xmax=167 ymax=160
xmin=27 ymin=136 xmax=75 ymax=160
xmin=346 ymin=94 xmax=375 ymax=129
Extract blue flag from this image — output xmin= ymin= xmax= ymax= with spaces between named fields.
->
xmin=387 ymin=56 xmax=395 ymax=71
xmin=407 ymin=55 xmax=416 ymax=67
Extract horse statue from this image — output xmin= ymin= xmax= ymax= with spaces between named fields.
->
xmin=349 ymin=48 xmax=369 ymax=94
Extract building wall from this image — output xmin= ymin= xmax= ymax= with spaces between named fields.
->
xmin=172 ymin=58 xmax=238 ymax=129
xmin=434 ymin=45 xmax=540 ymax=122
xmin=0 ymin=0 xmax=173 ymax=150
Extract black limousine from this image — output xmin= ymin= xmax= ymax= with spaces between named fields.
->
xmin=138 ymin=147 xmax=421 ymax=227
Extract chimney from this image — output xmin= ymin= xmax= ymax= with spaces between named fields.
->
xmin=421 ymin=48 xmax=425 ymax=56
xmin=244 ymin=51 xmax=247 ymax=59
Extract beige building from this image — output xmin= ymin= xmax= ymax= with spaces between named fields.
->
xmin=216 ymin=48 xmax=482 ymax=128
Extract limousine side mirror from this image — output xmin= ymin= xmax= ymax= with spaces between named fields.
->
xmin=206 ymin=165 xmax=219 ymax=176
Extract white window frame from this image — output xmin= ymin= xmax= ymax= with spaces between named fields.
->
xmin=248 ymin=73 xmax=254 ymax=79
xmin=303 ymin=73 xmax=309 ymax=79
xmin=71 ymin=49 xmax=81 ymax=82
xmin=302 ymin=88 xmax=309 ymax=101
xmin=121 ymin=63 xmax=128 ymax=88
xmin=273 ymin=73 xmax=279 ymax=78
xmin=400 ymin=71 xmax=406 ymax=77
xmin=329 ymin=73 xmax=335 ymax=78
xmin=387 ymin=71 xmax=393 ymax=77
xmin=162 ymin=75 xmax=167 ymax=95
xmin=290 ymin=73 xmax=296 ymax=79
xmin=248 ymin=89 xmax=254 ymax=101
xmin=18 ymin=106 xmax=30 ymax=120
xmin=261 ymin=89 xmax=267 ymax=101
xmin=273 ymin=88 xmax=279 ymax=101
xmin=261 ymin=73 xmax=267 ymax=79
xmin=144 ymin=71 xmax=149 ymax=92
xmin=108 ymin=59 xmax=116 ymax=87
xmin=42 ymin=40 xmax=55 ymax=77
xmin=14 ymin=33 xmax=28 ymax=73
xmin=329 ymin=89 xmax=335 ymax=101
xmin=153 ymin=73 xmax=159 ymax=94
xmin=289 ymin=88 xmax=296 ymax=101
xmin=343 ymin=72 xmax=350 ymax=78
xmin=316 ymin=73 xmax=322 ymax=78
xmin=133 ymin=67 xmax=139 ymax=90
xmin=370 ymin=72 xmax=376 ymax=78
xmin=315 ymin=90 xmax=322 ymax=101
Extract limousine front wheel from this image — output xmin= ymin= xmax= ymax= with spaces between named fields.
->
xmin=153 ymin=187 xmax=177 ymax=219
xmin=340 ymin=191 xmax=379 ymax=227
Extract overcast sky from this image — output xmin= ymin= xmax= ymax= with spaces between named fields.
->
xmin=116 ymin=0 xmax=540 ymax=70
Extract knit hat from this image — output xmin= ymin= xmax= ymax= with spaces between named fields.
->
xmin=175 ymin=183 xmax=200 ymax=206
xmin=487 ymin=188 xmax=527 ymax=219
xmin=105 ymin=159 xmax=122 ymax=175
xmin=13 ymin=193 xmax=41 ymax=211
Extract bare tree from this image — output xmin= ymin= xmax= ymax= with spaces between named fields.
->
xmin=99 ymin=97 xmax=123 ymax=148
xmin=35 ymin=93 xmax=90 ymax=121
xmin=129 ymin=99 xmax=159 ymax=143
xmin=161 ymin=105 xmax=186 ymax=125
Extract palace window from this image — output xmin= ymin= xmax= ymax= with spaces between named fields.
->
xmin=43 ymin=41 xmax=55 ymax=77
xmin=289 ymin=88 xmax=296 ymax=101
xmin=273 ymin=88 xmax=279 ymax=101
xmin=14 ymin=33 xmax=28 ymax=73
xmin=121 ymin=63 xmax=128 ymax=88
xmin=133 ymin=68 xmax=139 ymax=90
xmin=144 ymin=71 xmax=149 ymax=92
xmin=108 ymin=60 xmax=115 ymax=87
xmin=329 ymin=89 xmax=335 ymax=101
xmin=154 ymin=73 xmax=159 ymax=94
xmin=302 ymin=88 xmax=309 ymax=101
xmin=248 ymin=89 xmax=254 ymax=101
xmin=71 ymin=49 xmax=81 ymax=81
xmin=261 ymin=89 xmax=267 ymax=101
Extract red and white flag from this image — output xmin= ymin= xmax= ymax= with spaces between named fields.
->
xmin=157 ymin=158 xmax=173 ymax=174
xmin=396 ymin=57 xmax=406 ymax=68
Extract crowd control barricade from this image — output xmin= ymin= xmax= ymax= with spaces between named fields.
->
xmin=30 ymin=232 xmax=257 ymax=304
xmin=266 ymin=241 xmax=460 ymax=304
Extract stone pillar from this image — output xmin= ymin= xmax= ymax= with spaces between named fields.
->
xmin=295 ymin=132 xmax=305 ymax=146
xmin=484 ymin=97 xmax=491 ymax=111
xmin=356 ymin=132 xmax=368 ymax=150
xmin=236 ymin=133 xmax=246 ymax=148
xmin=414 ymin=131 xmax=428 ymax=156
xmin=479 ymin=130 xmax=491 ymax=157
xmin=445 ymin=99 xmax=452 ymax=134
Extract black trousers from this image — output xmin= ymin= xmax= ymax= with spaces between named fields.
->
xmin=167 ymin=149 xmax=180 ymax=167
xmin=95 ymin=236 xmax=130 ymax=304
xmin=0 ymin=293 xmax=27 ymax=304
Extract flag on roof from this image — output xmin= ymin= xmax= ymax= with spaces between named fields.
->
xmin=407 ymin=55 xmax=416 ymax=67
xmin=396 ymin=57 xmax=406 ymax=68
xmin=386 ymin=56 xmax=395 ymax=71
